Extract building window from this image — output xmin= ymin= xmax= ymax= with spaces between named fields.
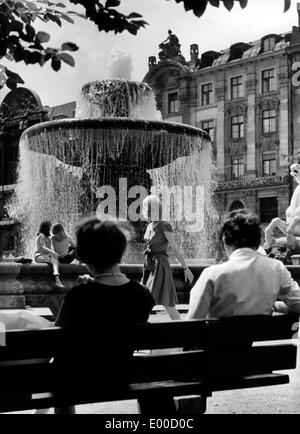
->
xmin=231 ymin=156 xmax=244 ymax=180
xmin=201 ymin=120 xmax=215 ymax=142
xmin=263 ymin=37 xmax=276 ymax=52
xmin=262 ymin=152 xmax=276 ymax=177
xmin=231 ymin=115 xmax=244 ymax=139
xmin=167 ymin=92 xmax=179 ymax=114
xmin=262 ymin=68 xmax=275 ymax=93
xmin=231 ymin=76 xmax=243 ymax=99
xmin=201 ymin=83 xmax=213 ymax=106
xmin=262 ymin=109 xmax=276 ymax=134
xmin=260 ymin=197 xmax=278 ymax=223
xmin=229 ymin=200 xmax=244 ymax=212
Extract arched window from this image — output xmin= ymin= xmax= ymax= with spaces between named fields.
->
xmin=229 ymin=200 xmax=244 ymax=212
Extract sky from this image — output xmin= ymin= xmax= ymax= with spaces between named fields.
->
xmin=1 ymin=0 xmax=300 ymax=107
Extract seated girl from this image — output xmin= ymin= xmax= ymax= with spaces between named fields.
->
xmin=34 ymin=221 xmax=64 ymax=288
xmin=51 ymin=223 xmax=77 ymax=264
xmin=52 ymin=218 xmax=154 ymax=414
xmin=55 ymin=218 xmax=154 ymax=327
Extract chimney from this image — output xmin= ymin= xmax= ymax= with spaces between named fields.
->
xmin=148 ymin=56 xmax=157 ymax=70
xmin=190 ymin=44 xmax=199 ymax=62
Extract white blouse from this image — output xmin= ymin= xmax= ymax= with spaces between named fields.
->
xmin=187 ymin=248 xmax=300 ymax=319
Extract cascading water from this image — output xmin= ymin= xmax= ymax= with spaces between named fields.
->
xmin=9 ymin=79 xmax=218 ymax=262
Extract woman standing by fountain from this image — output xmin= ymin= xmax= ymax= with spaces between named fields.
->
xmin=142 ymin=195 xmax=194 ymax=320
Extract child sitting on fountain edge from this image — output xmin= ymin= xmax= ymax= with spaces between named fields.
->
xmin=51 ymin=223 xmax=77 ymax=264
xmin=34 ymin=221 xmax=64 ymax=288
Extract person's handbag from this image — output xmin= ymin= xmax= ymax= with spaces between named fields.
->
xmin=143 ymin=247 xmax=156 ymax=272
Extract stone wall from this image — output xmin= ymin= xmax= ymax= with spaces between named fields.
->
xmin=0 ymin=263 xmax=206 ymax=312
xmin=1 ymin=263 xmax=300 ymax=314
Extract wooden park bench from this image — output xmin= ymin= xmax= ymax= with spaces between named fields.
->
xmin=0 ymin=314 xmax=298 ymax=414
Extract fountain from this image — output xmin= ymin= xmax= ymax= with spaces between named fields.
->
xmin=9 ymin=79 xmax=217 ymax=260
xmin=1 ymin=78 xmax=218 ymax=309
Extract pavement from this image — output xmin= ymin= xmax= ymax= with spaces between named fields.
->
xmin=9 ymin=306 xmax=300 ymax=414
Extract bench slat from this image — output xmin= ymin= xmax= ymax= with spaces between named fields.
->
xmin=0 ymin=315 xmax=298 ymax=361
xmin=0 ymin=373 xmax=290 ymax=413
xmin=211 ymin=373 xmax=290 ymax=391
xmin=0 ymin=344 xmax=295 ymax=396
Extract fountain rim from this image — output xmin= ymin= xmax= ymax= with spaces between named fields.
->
xmin=21 ymin=117 xmax=211 ymax=141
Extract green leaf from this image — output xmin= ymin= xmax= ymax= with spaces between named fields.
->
xmin=26 ymin=2 xmax=39 ymax=11
xmin=25 ymin=23 xmax=35 ymax=39
xmin=59 ymin=52 xmax=75 ymax=66
xmin=223 ymin=0 xmax=234 ymax=11
xmin=60 ymin=14 xmax=74 ymax=24
xmin=51 ymin=56 xmax=61 ymax=71
xmin=6 ymin=77 xmax=18 ymax=90
xmin=209 ymin=0 xmax=220 ymax=7
xmin=284 ymin=0 xmax=291 ymax=12
xmin=36 ymin=31 xmax=50 ymax=43
xmin=61 ymin=42 xmax=78 ymax=51
xmin=45 ymin=12 xmax=62 ymax=26
xmin=105 ymin=0 xmax=121 ymax=8
xmin=127 ymin=12 xmax=143 ymax=19
xmin=238 ymin=0 xmax=248 ymax=8
xmin=20 ymin=13 xmax=31 ymax=24
xmin=15 ymin=2 xmax=26 ymax=10
xmin=5 ymin=53 xmax=14 ymax=61
xmin=5 ymin=68 xmax=24 ymax=83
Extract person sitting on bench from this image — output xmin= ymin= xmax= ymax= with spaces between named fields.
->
xmin=56 ymin=218 xmax=154 ymax=327
xmin=187 ymin=209 xmax=300 ymax=320
xmin=51 ymin=218 xmax=154 ymax=414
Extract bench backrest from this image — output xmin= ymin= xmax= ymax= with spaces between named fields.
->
xmin=0 ymin=314 xmax=298 ymax=396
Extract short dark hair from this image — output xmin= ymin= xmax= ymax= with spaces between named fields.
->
xmin=220 ymin=209 xmax=261 ymax=250
xmin=76 ymin=218 xmax=128 ymax=271
xmin=38 ymin=221 xmax=51 ymax=237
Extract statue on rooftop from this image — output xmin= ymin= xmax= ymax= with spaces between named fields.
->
xmin=263 ymin=162 xmax=300 ymax=262
xmin=158 ymin=30 xmax=181 ymax=60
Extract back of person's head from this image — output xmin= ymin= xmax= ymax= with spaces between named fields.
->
xmin=52 ymin=223 xmax=67 ymax=240
xmin=76 ymin=218 xmax=129 ymax=272
xmin=142 ymin=194 xmax=162 ymax=221
xmin=38 ymin=221 xmax=51 ymax=237
xmin=220 ymin=209 xmax=261 ymax=250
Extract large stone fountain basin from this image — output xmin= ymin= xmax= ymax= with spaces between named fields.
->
xmin=21 ymin=118 xmax=210 ymax=169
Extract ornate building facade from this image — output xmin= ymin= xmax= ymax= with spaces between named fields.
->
xmin=143 ymin=20 xmax=300 ymax=224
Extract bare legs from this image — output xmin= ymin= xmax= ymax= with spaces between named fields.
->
xmin=52 ymin=257 xmax=64 ymax=288
xmin=164 ymin=306 xmax=181 ymax=320
xmin=35 ymin=254 xmax=64 ymax=288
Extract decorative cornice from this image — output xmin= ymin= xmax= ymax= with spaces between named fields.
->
xmin=216 ymin=175 xmax=289 ymax=191
xmin=255 ymin=96 xmax=280 ymax=116
xmin=225 ymin=102 xmax=248 ymax=118
xmin=227 ymin=141 xmax=247 ymax=154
